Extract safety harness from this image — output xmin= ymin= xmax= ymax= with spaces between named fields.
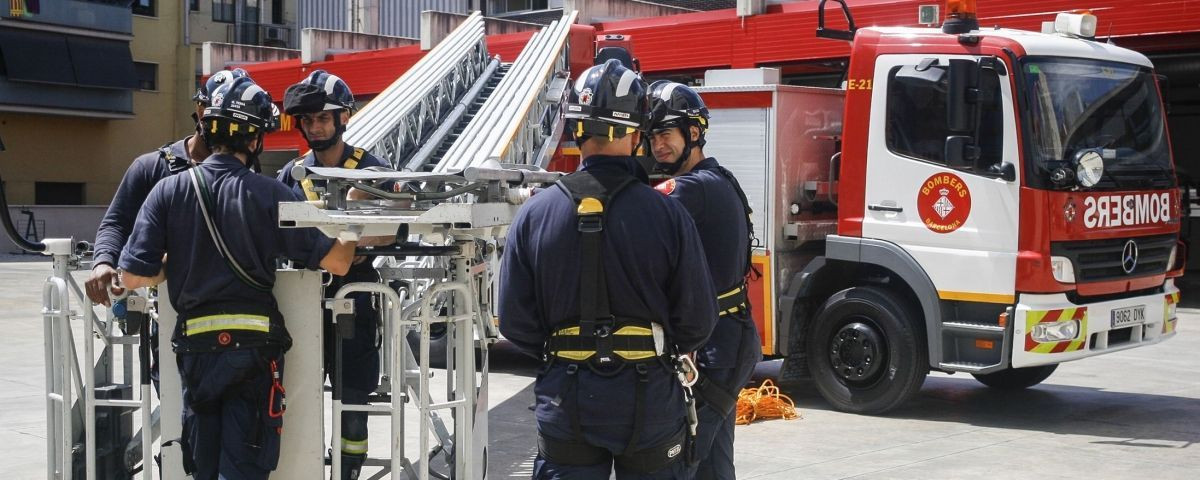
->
xmin=536 ymin=169 xmax=694 ymax=472
xmin=158 ymin=141 xmax=193 ymax=174
xmin=299 ymin=147 xmax=365 ymax=201
xmin=691 ymin=164 xmax=759 ymax=418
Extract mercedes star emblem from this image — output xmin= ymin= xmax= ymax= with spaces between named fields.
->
xmin=1121 ymin=240 xmax=1139 ymax=274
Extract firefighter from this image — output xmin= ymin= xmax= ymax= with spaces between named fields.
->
xmin=86 ymin=68 xmax=251 ymax=395
xmin=648 ymin=80 xmax=761 ymax=480
xmin=276 ymin=69 xmax=387 ymax=480
xmin=87 ymin=67 xmax=249 ymax=305
xmin=499 ymin=59 xmax=718 ymax=479
xmin=117 ymin=76 xmax=364 ymax=480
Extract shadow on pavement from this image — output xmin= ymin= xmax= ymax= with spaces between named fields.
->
xmin=751 ymin=359 xmax=1199 ymax=449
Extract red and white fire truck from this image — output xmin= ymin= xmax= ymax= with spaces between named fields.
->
xmin=698 ymin=0 xmax=1185 ymax=413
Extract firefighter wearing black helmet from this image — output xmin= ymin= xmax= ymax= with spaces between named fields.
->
xmin=86 ymin=67 xmax=254 ymax=400
xmin=276 ymin=69 xmax=389 ymax=480
xmin=88 ymin=67 xmax=251 ymax=306
xmin=499 ymin=59 xmax=718 ymax=479
xmin=119 ymin=76 xmax=365 ymax=480
xmin=648 ymin=80 xmax=760 ymax=480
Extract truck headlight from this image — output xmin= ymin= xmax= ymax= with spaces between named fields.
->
xmin=1031 ymin=319 xmax=1081 ymax=343
xmin=1051 ymin=256 xmax=1075 ymax=283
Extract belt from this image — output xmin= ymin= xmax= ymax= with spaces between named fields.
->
xmin=545 ymin=319 xmax=664 ymax=365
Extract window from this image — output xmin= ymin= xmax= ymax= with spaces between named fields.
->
xmin=492 ymin=0 xmax=549 ymax=14
xmin=212 ymin=0 xmax=235 ymax=23
xmin=271 ymin=0 xmax=282 ymax=24
xmin=190 ymin=0 xmax=199 ymax=12
xmin=132 ymin=0 xmax=155 ymax=17
xmin=35 ymin=182 xmax=85 ymax=206
xmin=134 ymin=62 xmax=156 ymax=90
xmin=885 ymin=61 xmax=1003 ymax=173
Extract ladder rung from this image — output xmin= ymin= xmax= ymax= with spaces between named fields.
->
xmin=95 ymin=399 xmax=144 ymax=409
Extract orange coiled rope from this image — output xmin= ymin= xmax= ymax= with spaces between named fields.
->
xmin=735 ymin=379 xmax=800 ymax=425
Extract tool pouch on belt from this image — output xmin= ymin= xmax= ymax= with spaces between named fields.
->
xmin=173 ymin=304 xmax=291 ymax=354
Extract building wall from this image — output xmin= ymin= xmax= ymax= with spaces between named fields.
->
xmin=0 ymin=112 xmax=120 ymax=205
xmin=300 ymin=0 xmax=470 ymax=38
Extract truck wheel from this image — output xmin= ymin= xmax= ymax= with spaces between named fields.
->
xmin=971 ymin=365 xmax=1057 ymax=390
xmin=806 ymin=286 xmax=927 ymax=414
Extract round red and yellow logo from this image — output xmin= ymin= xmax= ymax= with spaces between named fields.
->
xmin=654 ymin=178 xmax=677 ymax=195
xmin=217 ymin=332 xmax=232 ymax=346
xmin=916 ymin=173 xmax=971 ymax=234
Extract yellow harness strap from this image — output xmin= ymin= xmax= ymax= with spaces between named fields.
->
xmin=549 ymin=325 xmax=659 ymax=362
xmin=299 ymin=147 xmax=366 ymax=201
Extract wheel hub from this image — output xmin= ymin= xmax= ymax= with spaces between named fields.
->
xmin=829 ymin=321 xmax=885 ymax=383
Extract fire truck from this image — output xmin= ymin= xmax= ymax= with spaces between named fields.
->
xmin=695 ymin=0 xmax=1185 ymax=414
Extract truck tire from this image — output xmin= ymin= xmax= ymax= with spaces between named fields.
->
xmin=971 ymin=364 xmax=1057 ymax=390
xmin=806 ymin=286 xmax=927 ymax=414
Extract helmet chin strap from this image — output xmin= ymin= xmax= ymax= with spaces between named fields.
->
xmin=248 ymin=133 xmax=265 ymax=173
xmin=302 ymin=111 xmax=346 ymax=152
xmin=653 ymin=125 xmax=695 ymax=175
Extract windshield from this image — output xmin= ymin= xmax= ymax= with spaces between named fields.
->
xmin=1022 ymin=56 xmax=1173 ymax=190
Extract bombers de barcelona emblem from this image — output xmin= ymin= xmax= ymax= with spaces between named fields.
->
xmin=654 ymin=178 xmax=677 ymax=195
xmin=916 ymin=172 xmax=971 ymax=234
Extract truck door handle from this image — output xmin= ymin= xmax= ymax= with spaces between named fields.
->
xmin=868 ymin=204 xmax=904 ymax=213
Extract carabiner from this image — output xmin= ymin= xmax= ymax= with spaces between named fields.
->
xmin=268 ymin=360 xmax=286 ymax=418
xmin=675 ymin=354 xmax=699 ymax=388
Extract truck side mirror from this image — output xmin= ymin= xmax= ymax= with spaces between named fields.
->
xmin=944 ymin=135 xmax=979 ymax=169
xmin=946 ymin=58 xmax=980 ymax=133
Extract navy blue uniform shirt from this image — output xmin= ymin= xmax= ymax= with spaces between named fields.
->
xmin=120 ymin=153 xmax=335 ymax=315
xmin=94 ymin=137 xmax=194 ymax=267
xmin=499 ymin=154 xmax=718 ymax=427
xmin=658 ymin=157 xmax=751 ymax=294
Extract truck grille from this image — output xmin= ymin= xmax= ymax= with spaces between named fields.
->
xmin=1050 ymin=234 xmax=1175 ymax=282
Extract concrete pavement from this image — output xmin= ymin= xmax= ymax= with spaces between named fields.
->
xmin=1 ymin=260 xmax=1198 ymax=479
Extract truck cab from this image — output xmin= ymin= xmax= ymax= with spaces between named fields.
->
xmin=703 ymin=7 xmax=1183 ymax=414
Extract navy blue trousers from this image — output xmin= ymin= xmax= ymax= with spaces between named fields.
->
xmin=533 ymin=422 xmax=693 ymax=479
xmin=178 ymin=348 xmax=282 ymax=480
xmin=323 ymin=280 xmax=381 ymax=478
xmin=692 ymin=313 xmax=761 ymax=480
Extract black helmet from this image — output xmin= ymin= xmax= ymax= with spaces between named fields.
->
xmin=283 ymin=69 xmax=355 ymax=115
xmin=201 ymin=77 xmax=274 ymax=169
xmin=564 ymin=59 xmax=649 ymax=146
xmin=283 ymin=69 xmax=355 ymax=151
xmin=648 ymin=80 xmax=710 ymax=174
xmin=193 ymin=68 xmax=250 ymax=105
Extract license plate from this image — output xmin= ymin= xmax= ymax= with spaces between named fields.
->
xmin=1110 ymin=305 xmax=1146 ymax=328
